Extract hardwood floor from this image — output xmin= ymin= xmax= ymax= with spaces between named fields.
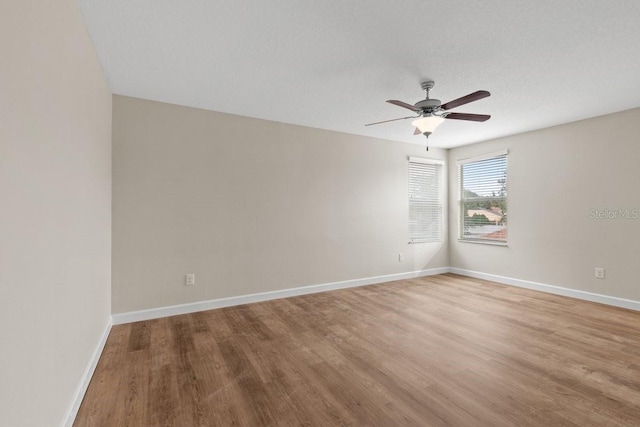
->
xmin=74 ymin=274 xmax=640 ymax=426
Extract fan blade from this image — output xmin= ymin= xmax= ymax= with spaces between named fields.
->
xmin=444 ymin=113 xmax=491 ymax=122
xmin=414 ymin=127 xmax=421 ymax=135
xmin=364 ymin=116 xmax=416 ymax=126
xmin=386 ymin=100 xmax=422 ymax=112
xmin=441 ymin=90 xmax=490 ymax=111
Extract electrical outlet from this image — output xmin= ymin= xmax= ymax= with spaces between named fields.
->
xmin=185 ymin=273 xmax=195 ymax=286
xmin=594 ymin=268 xmax=605 ymax=279
xmin=398 ymin=253 xmax=404 ymax=262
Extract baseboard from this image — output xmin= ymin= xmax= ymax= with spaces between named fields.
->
xmin=61 ymin=317 xmax=112 ymax=427
xmin=113 ymin=265 xmax=640 ymax=325
xmin=112 ymin=267 xmax=450 ymax=325
xmin=450 ymin=268 xmax=640 ymax=312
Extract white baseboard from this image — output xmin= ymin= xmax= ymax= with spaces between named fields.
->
xmin=112 ymin=267 xmax=450 ymax=325
xmin=450 ymin=268 xmax=640 ymax=311
xmin=113 ymin=266 xmax=640 ymax=325
xmin=61 ymin=317 xmax=112 ymax=427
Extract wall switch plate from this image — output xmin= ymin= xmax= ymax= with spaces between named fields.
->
xmin=594 ymin=268 xmax=605 ymax=279
xmin=398 ymin=253 xmax=404 ymax=262
xmin=186 ymin=273 xmax=195 ymax=286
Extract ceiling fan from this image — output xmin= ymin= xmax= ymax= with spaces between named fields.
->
xmin=365 ymin=81 xmax=491 ymax=147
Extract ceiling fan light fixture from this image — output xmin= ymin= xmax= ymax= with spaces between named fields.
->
xmin=366 ymin=82 xmax=491 ymax=139
xmin=412 ymin=115 xmax=444 ymax=136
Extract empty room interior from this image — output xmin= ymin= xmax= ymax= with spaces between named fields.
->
xmin=4 ymin=1 xmax=640 ymax=426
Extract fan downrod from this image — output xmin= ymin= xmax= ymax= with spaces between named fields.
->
xmin=415 ymin=80 xmax=441 ymax=111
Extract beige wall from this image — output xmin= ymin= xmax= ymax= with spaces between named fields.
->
xmin=448 ymin=108 xmax=640 ymax=301
xmin=0 ymin=1 xmax=112 ymax=425
xmin=112 ymin=96 xmax=447 ymax=313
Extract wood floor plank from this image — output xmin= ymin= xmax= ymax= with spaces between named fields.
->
xmin=74 ymin=274 xmax=640 ymax=426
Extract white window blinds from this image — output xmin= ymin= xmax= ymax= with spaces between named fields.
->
xmin=457 ymin=150 xmax=508 ymax=243
xmin=408 ymin=157 xmax=443 ymax=243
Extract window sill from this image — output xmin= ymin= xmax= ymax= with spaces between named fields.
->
xmin=458 ymin=239 xmax=508 ymax=247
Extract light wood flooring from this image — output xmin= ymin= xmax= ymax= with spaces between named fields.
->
xmin=74 ymin=274 xmax=640 ymax=426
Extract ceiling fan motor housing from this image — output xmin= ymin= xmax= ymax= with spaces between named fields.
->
xmin=414 ymin=98 xmax=441 ymax=112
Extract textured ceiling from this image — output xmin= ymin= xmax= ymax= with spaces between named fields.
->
xmin=78 ymin=0 xmax=640 ymax=148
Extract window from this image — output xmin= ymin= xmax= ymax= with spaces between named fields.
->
xmin=408 ymin=157 xmax=443 ymax=243
xmin=457 ymin=150 xmax=508 ymax=244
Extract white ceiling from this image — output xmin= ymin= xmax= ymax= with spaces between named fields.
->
xmin=78 ymin=0 xmax=640 ymax=148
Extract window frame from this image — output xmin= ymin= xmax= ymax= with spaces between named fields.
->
xmin=457 ymin=150 xmax=508 ymax=245
xmin=408 ymin=156 xmax=445 ymax=244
